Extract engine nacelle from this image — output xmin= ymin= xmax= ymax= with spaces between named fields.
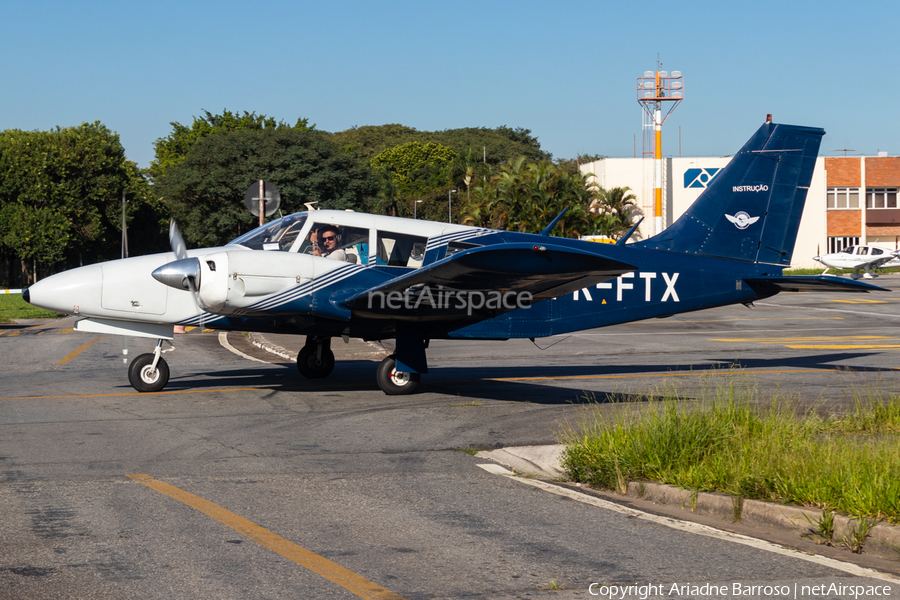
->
xmin=195 ymin=250 xmax=316 ymax=314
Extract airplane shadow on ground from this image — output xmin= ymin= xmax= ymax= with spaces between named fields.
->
xmin=126 ymin=351 xmax=888 ymax=406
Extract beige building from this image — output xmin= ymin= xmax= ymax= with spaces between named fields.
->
xmin=581 ymin=155 xmax=900 ymax=269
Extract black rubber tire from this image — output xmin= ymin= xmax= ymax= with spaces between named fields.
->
xmin=376 ymin=356 xmax=420 ymax=395
xmin=127 ymin=353 xmax=170 ymax=393
xmin=297 ymin=345 xmax=335 ymax=379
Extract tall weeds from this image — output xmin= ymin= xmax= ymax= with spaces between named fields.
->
xmin=561 ymin=377 xmax=900 ymax=523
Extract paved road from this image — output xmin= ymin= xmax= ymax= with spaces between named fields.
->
xmin=2 ymin=279 xmax=900 ymax=599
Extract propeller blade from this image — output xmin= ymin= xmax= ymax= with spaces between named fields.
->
xmin=169 ymin=220 xmax=187 ymax=260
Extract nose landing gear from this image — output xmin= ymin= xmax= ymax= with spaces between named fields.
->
xmin=128 ymin=339 xmax=171 ymax=393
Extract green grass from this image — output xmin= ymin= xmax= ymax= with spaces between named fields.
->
xmin=561 ymin=377 xmax=900 ymax=524
xmin=0 ymin=294 xmax=63 ymax=322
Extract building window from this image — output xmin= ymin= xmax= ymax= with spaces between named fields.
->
xmin=826 ymin=188 xmax=860 ymax=209
xmin=865 ymin=188 xmax=898 ymax=209
xmin=827 ymin=236 xmax=859 ymax=254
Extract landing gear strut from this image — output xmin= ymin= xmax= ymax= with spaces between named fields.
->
xmin=128 ymin=339 xmax=170 ymax=393
xmin=376 ymin=355 xmax=420 ymax=395
xmin=297 ymin=336 xmax=335 ymax=378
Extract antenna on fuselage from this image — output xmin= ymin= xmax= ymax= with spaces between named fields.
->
xmin=616 ymin=217 xmax=645 ymax=246
xmin=539 ymin=207 xmax=570 ymax=236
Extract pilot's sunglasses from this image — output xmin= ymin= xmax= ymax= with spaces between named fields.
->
xmin=321 ymin=235 xmax=336 ymax=241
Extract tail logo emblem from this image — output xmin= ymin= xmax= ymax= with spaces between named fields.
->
xmin=725 ymin=212 xmax=760 ymax=230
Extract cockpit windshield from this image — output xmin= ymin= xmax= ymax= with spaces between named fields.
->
xmin=228 ymin=213 xmax=308 ymax=251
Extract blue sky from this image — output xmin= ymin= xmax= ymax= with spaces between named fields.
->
xmin=2 ymin=0 xmax=896 ymax=168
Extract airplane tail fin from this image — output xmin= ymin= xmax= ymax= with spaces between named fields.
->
xmin=633 ymin=122 xmax=824 ymax=265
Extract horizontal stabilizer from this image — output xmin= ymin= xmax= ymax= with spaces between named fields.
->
xmin=743 ymin=275 xmax=888 ymax=294
xmin=345 ymin=242 xmax=635 ymax=320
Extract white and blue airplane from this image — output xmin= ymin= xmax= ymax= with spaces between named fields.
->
xmin=25 ymin=121 xmax=885 ymax=394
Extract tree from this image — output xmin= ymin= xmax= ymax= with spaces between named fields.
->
xmin=148 ymin=109 xmax=313 ymax=181
xmin=153 ymin=128 xmax=377 ymax=247
xmin=460 ymin=157 xmax=596 ymax=237
xmin=554 ymin=153 xmax=607 ymax=176
xmin=0 ymin=122 xmax=157 ymax=282
xmin=370 ymin=142 xmax=456 ymax=196
xmin=325 ymin=124 xmax=550 ymax=166
xmin=587 ymin=186 xmax=639 ymax=239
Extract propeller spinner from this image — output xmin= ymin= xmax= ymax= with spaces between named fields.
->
xmin=152 ymin=257 xmax=202 ymax=291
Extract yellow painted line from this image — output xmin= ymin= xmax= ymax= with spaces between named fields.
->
xmin=633 ymin=316 xmax=844 ymax=324
xmin=55 ymin=336 xmax=107 ymax=365
xmin=787 ymin=345 xmax=900 ymax=350
xmin=830 ymin=299 xmax=887 ymax=304
xmin=485 ymin=368 xmax=868 ymax=382
xmin=711 ymin=336 xmax=896 ymax=343
xmin=184 ymin=326 xmax=197 ymax=332
xmin=7 ymin=331 xmax=21 ymax=337
xmin=127 ymin=474 xmax=407 ymax=600
xmin=58 ymin=328 xmax=74 ymax=334
xmin=0 ymin=387 xmax=267 ymax=401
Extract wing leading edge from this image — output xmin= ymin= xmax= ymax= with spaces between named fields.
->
xmin=345 ymin=242 xmax=635 ymax=322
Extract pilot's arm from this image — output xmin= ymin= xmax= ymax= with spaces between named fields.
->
xmin=309 ymin=230 xmax=322 ymax=257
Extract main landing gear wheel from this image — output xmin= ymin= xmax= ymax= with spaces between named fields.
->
xmin=376 ymin=355 xmax=420 ymax=395
xmin=128 ymin=353 xmax=170 ymax=393
xmin=297 ymin=345 xmax=335 ymax=378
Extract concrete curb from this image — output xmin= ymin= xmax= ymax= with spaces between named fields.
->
xmin=475 ymin=446 xmax=565 ymax=480
xmin=249 ymin=332 xmax=294 ymax=361
xmin=478 ymin=444 xmax=900 ymax=562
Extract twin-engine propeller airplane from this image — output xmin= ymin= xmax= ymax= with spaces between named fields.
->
xmin=813 ymin=245 xmax=900 ymax=279
xmin=25 ymin=121 xmax=887 ymax=395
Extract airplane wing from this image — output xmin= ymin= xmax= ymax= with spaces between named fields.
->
xmin=344 ymin=242 xmax=635 ymax=321
xmin=743 ymin=275 xmax=888 ymax=293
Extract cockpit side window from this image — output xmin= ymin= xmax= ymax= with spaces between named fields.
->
xmin=376 ymin=231 xmax=428 ymax=268
xmin=298 ymin=224 xmax=370 ymax=264
xmin=228 ymin=214 xmax=308 ymax=251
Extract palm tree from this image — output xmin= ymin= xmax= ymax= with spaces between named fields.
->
xmin=588 ymin=186 xmax=639 ymax=239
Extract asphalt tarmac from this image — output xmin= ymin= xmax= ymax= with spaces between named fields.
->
xmin=2 ymin=277 xmax=900 ymax=599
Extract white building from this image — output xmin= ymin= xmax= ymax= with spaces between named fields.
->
xmin=580 ymin=155 xmax=900 ymax=269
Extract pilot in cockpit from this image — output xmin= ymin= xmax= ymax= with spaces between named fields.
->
xmin=309 ymin=224 xmax=346 ymax=261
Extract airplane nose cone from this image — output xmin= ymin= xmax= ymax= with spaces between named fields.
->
xmin=813 ymin=256 xmax=821 ymax=261
xmin=26 ymin=264 xmax=102 ymax=314
xmin=152 ymin=257 xmax=201 ymax=291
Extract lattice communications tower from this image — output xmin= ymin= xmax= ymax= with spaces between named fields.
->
xmin=637 ymin=68 xmax=683 ymax=235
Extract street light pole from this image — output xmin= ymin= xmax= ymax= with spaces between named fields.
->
xmin=448 ymin=189 xmax=457 ymax=223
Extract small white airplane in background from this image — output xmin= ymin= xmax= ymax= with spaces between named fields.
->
xmin=813 ymin=245 xmax=900 ymax=279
